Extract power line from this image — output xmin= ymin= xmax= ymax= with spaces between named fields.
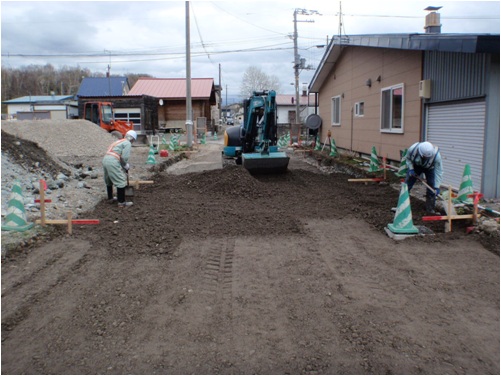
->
xmin=191 ymin=3 xmax=216 ymax=65
xmin=2 ymin=45 xmax=295 ymax=64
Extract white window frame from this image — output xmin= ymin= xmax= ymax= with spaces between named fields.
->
xmin=331 ymin=95 xmax=341 ymax=126
xmin=380 ymin=84 xmax=404 ymax=134
xmin=355 ymin=101 xmax=364 ymax=117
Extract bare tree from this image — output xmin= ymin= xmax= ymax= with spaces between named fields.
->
xmin=240 ymin=66 xmax=281 ymax=98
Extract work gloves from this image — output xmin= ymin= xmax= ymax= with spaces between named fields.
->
xmin=409 ymin=169 xmax=415 ymax=177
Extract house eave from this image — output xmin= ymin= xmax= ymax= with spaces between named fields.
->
xmin=309 ymin=33 xmax=500 ymax=93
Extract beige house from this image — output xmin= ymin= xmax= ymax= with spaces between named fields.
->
xmin=311 ymin=46 xmax=422 ymax=162
xmin=309 ymin=30 xmax=499 ymax=198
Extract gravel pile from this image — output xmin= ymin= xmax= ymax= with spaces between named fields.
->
xmin=2 ymin=119 xmax=115 ymax=159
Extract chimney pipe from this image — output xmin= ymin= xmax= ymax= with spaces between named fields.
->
xmin=424 ymin=6 xmax=442 ymax=34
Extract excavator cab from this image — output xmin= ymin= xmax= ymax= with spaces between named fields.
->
xmin=84 ymin=102 xmax=112 ymax=127
xmin=223 ymin=90 xmax=289 ymax=173
xmin=82 ymin=102 xmax=133 ymax=139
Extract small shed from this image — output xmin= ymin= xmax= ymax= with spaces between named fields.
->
xmin=128 ymin=78 xmax=217 ymax=132
xmin=77 ymin=95 xmax=158 ymax=136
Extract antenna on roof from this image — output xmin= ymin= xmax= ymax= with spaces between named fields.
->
xmin=338 ymin=1 xmax=343 ymax=38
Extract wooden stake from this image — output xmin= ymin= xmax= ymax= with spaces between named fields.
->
xmin=35 ymin=219 xmax=100 ymax=225
xmin=348 ymin=178 xmax=384 ymax=182
xmin=448 ymin=186 xmax=453 ymax=232
xmin=40 ymin=180 xmax=46 ymax=226
xmin=67 ymin=211 xmax=73 ymax=235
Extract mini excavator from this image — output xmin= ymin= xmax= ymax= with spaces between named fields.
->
xmin=223 ymin=90 xmax=289 ymax=174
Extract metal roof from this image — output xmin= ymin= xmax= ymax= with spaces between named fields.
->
xmin=310 ymin=33 xmax=500 ymax=92
xmin=128 ymin=78 xmax=214 ymax=99
xmin=77 ymin=77 xmax=129 ymax=97
xmin=3 ymin=95 xmax=75 ymax=104
xmin=276 ymin=94 xmax=315 ymax=106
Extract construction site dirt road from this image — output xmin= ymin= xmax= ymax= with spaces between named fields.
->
xmin=1 ymin=123 xmax=499 ymax=375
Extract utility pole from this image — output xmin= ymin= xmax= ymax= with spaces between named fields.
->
xmin=218 ymin=64 xmax=222 ymax=125
xmin=185 ymin=1 xmax=193 ymax=147
xmin=292 ymin=8 xmax=320 ymax=126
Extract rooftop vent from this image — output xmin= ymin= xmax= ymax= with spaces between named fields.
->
xmin=424 ymin=6 xmax=442 ymax=34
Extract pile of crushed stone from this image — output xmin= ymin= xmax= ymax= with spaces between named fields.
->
xmin=2 ymin=119 xmax=116 ymax=159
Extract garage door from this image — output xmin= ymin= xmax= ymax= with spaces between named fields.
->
xmin=426 ymin=100 xmax=485 ymax=193
xmin=114 ymin=108 xmax=142 ymax=133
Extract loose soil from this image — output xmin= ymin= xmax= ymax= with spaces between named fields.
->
xmin=1 ymin=131 xmax=499 ymax=374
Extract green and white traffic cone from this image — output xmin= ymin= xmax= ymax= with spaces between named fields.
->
xmin=146 ymin=145 xmax=157 ymax=164
xmin=200 ymin=132 xmax=206 ymax=145
xmin=387 ymin=183 xmax=419 ymax=234
xmin=329 ymin=138 xmax=338 ymax=157
xmin=277 ymin=134 xmax=288 ymax=148
xmin=455 ymin=164 xmax=474 ymax=204
xmin=1 ymin=180 xmax=34 ymax=232
xmin=368 ymin=146 xmax=381 ymax=172
xmin=314 ymin=134 xmax=322 ymax=151
xmin=213 ymin=131 xmax=218 ymax=140
xmin=395 ymin=148 xmax=408 ymax=177
xmin=168 ymin=135 xmax=180 ymax=151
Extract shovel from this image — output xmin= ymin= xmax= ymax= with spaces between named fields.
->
xmin=412 ymin=173 xmax=456 ymax=215
xmin=125 ymin=170 xmax=134 ymax=198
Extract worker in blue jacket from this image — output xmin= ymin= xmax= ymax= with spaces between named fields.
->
xmin=405 ymin=141 xmax=443 ymax=214
xmin=102 ymin=130 xmax=137 ymax=207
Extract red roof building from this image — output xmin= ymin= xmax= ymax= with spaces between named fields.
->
xmin=129 ymin=78 xmax=218 ymax=131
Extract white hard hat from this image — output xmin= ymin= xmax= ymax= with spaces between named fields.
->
xmin=418 ymin=141 xmax=434 ymax=158
xmin=125 ymin=130 xmax=137 ymax=141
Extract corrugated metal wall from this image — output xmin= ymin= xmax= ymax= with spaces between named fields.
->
xmin=424 ymin=51 xmax=488 ymax=102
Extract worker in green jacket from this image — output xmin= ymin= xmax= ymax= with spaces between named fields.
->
xmin=102 ymin=130 xmax=137 ymax=207
xmin=405 ymin=141 xmax=443 ymax=215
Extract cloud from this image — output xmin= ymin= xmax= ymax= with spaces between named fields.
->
xmin=1 ymin=0 xmax=499 ymax=99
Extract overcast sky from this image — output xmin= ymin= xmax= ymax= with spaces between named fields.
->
xmin=1 ymin=0 xmax=499 ymax=102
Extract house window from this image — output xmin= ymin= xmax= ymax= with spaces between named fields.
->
xmin=355 ymin=102 xmax=364 ymax=117
xmin=381 ymin=84 xmax=404 ymax=133
xmin=331 ymin=96 xmax=341 ymax=126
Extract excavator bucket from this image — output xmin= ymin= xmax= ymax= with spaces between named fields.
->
xmin=242 ymin=151 xmax=290 ymax=174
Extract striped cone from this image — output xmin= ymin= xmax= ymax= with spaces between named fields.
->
xmin=1 ymin=181 xmax=34 ymax=232
xmin=168 ymin=135 xmax=180 ymax=151
xmin=314 ymin=134 xmax=322 ymax=151
xmin=387 ymin=183 xmax=419 ymax=234
xmin=368 ymin=146 xmax=381 ymax=172
xmin=329 ymin=138 xmax=338 ymax=157
xmin=395 ymin=149 xmax=408 ymax=177
xmin=277 ymin=133 xmax=290 ymax=149
xmin=213 ymin=131 xmax=218 ymax=140
xmin=200 ymin=132 xmax=206 ymax=145
xmin=455 ymin=164 xmax=474 ymax=204
xmin=146 ymin=145 xmax=157 ymax=164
